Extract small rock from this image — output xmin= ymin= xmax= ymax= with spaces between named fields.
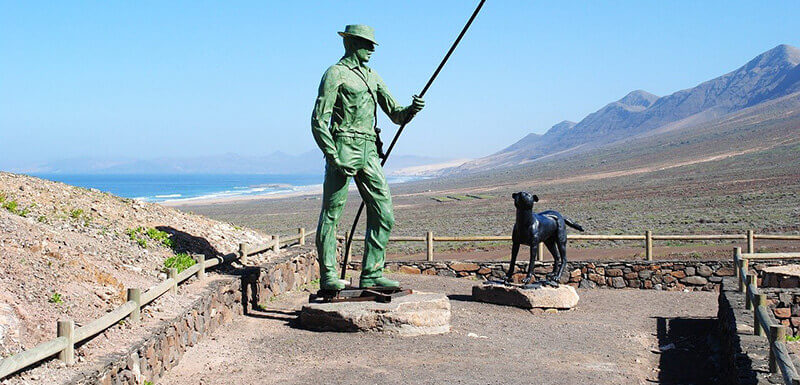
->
xmin=775 ymin=308 xmax=792 ymax=319
xmin=681 ymin=276 xmax=708 ymax=286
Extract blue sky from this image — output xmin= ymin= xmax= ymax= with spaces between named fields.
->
xmin=1 ymin=1 xmax=799 ymax=167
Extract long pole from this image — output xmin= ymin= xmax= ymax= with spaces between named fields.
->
xmin=341 ymin=0 xmax=487 ymax=279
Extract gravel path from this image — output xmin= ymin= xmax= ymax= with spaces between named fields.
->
xmin=159 ymin=274 xmax=718 ymax=385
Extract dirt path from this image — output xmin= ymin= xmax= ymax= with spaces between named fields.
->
xmin=159 ymin=274 xmax=718 ymax=385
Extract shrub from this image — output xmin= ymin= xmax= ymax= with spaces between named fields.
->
xmin=164 ymin=253 xmax=196 ymax=273
xmin=146 ymin=228 xmax=175 ymax=248
xmin=48 ymin=292 xmax=63 ymax=304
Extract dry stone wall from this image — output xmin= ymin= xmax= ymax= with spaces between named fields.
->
xmin=347 ymin=259 xmax=800 ymax=292
xmin=67 ymin=247 xmax=319 ymax=385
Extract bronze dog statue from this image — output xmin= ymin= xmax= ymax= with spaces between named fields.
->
xmin=505 ymin=192 xmax=584 ymax=287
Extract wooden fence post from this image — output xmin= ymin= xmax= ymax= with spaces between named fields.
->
xmin=740 ymin=258 xmax=749 ymax=294
xmin=299 ymin=227 xmax=306 ymax=246
xmin=645 ymin=230 xmax=653 ymax=261
xmin=746 ymin=275 xmax=756 ymax=310
xmin=770 ymin=325 xmax=786 ymax=373
xmin=537 ymin=242 xmax=544 ymax=262
xmin=127 ymin=288 xmax=141 ymax=323
xmin=426 ymin=231 xmax=434 ymax=261
xmin=238 ymin=242 xmax=249 ymax=265
xmin=168 ymin=268 xmax=178 ymax=294
xmin=734 ymin=247 xmax=741 ymax=280
xmin=273 ymin=235 xmax=280 ymax=252
xmin=755 ymin=294 xmax=766 ymax=336
xmin=57 ymin=320 xmax=75 ymax=365
xmin=747 ymin=229 xmax=755 ymax=254
xmin=196 ymin=254 xmax=206 ymax=280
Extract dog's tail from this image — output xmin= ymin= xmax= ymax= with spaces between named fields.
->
xmin=564 ymin=216 xmax=585 ymax=232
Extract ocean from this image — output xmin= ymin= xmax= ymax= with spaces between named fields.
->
xmin=33 ymin=173 xmax=418 ymax=203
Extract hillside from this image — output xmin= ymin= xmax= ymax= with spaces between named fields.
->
xmin=455 ymin=44 xmax=800 ymax=173
xmin=0 ymin=172 xmax=272 ymax=358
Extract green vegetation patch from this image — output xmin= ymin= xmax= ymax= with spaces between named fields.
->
xmin=48 ymin=292 xmax=63 ymax=304
xmin=447 ymin=195 xmax=475 ymax=201
xmin=127 ymin=227 xmax=175 ymax=249
xmin=69 ymin=208 xmax=91 ymax=225
xmin=431 ymin=196 xmax=454 ymax=202
xmin=146 ymin=227 xmax=175 ymax=248
xmin=466 ymin=194 xmax=492 ymax=199
xmin=2 ymin=198 xmax=31 ymax=217
xmin=164 ymin=252 xmax=196 ymax=273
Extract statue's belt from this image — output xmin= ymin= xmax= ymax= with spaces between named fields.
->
xmin=333 ymin=131 xmax=377 ymax=141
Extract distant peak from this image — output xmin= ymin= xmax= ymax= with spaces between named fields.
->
xmin=748 ymin=44 xmax=800 ymax=68
xmin=553 ymin=120 xmax=577 ymax=128
xmin=618 ymin=90 xmax=659 ymax=108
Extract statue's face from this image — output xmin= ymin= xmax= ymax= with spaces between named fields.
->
xmin=347 ymin=37 xmax=375 ymax=63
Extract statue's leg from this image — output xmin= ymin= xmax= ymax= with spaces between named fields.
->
xmin=522 ymin=242 xmax=538 ymax=284
xmin=354 ymin=147 xmax=397 ymax=288
xmin=545 ymin=240 xmax=560 ymax=282
xmin=556 ymin=239 xmax=568 ymax=280
xmin=505 ymin=242 xmax=520 ymax=282
xmin=315 ymin=161 xmax=350 ymax=290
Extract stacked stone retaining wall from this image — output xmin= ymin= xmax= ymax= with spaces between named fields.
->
xmin=345 ymin=259 xmax=800 ymax=292
xmin=68 ymin=247 xmax=318 ymax=385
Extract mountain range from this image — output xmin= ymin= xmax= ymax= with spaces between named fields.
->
xmin=8 ymin=152 xmax=449 ymax=175
xmin=453 ymin=44 xmax=800 ymax=173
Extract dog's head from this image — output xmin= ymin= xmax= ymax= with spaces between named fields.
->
xmin=512 ymin=191 xmax=538 ymax=209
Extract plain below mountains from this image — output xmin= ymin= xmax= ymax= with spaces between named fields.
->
xmin=453 ymin=44 xmax=800 ymax=173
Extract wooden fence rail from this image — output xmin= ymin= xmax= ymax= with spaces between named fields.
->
xmin=0 ymin=227 xmax=312 ymax=380
xmin=734 ymin=247 xmax=800 ymax=385
xmin=340 ymin=231 xmax=799 ymax=262
xmin=0 ymin=227 xmax=796 ymax=380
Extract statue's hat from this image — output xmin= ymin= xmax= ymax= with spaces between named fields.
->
xmin=338 ymin=24 xmax=378 ymax=45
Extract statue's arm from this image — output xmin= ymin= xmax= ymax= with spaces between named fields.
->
xmin=375 ymin=73 xmax=414 ymax=125
xmin=311 ymin=66 xmax=341 ymax=161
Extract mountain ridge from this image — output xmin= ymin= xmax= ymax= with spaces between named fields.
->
xmin=452 ymin=44 xmax=800 ymax=173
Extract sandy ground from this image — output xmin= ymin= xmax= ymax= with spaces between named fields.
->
xmin=159 ymin=273 xmax=718 ymax=385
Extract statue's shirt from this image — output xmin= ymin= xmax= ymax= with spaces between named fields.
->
xmin=312 ymin=55 xmax=411 ymax=160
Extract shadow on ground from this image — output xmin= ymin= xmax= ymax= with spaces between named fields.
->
xmin=655 ymin=316 xmax=722 ymax=384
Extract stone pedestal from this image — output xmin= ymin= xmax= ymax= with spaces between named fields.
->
xmin=299 ymin=291 xmax=451 ymax=336
xmin=472 ymin=283 xmax=579 ymax=309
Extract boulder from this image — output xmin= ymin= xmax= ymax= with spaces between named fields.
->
xmin=681 ymin=276 xmax=708 ymax=286
xmin=449 ymin=262 xmax=480 ymax=272
xmin=472 ymin=283 xmax=579 ymax=309
xmin=299 ymin=291 xmax=450 ymax=336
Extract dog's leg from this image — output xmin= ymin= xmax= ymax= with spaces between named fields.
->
xmin=556 ymin=239 xmax=568 ymax=281
xmin=505 ymin=242 xmax=520 ymax=283
xmin=522 ymin=241 xmax=538 ymax=284
xmin=545 ymin=241 xmax=562 ymax=285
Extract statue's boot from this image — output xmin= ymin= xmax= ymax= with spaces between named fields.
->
xmin=320 ymin=276 xmax=346 ymax=291
xmin=359 ymin=276 xmax=399 ymax=289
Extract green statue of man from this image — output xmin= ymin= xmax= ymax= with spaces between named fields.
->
xmin=312 ymin=25 xmax=425 ymax=290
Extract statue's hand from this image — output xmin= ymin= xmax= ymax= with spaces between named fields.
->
xmin=410 ymin=95 xmax=425 ymax=114
xmin=330 ymin=156 xmax=357 ymax=177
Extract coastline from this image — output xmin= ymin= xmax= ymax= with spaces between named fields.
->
xmin=159 ymin=183 xmax=330 ymax=207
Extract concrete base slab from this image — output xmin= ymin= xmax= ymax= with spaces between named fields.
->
xmin=472 ymin=283 xmax=579 ymax=309
xmin=299 ymin=291 xmax=451 ymax=336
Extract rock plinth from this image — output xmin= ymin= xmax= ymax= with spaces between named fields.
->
xmin=299 ymin=291 xmax=451 ymax=336
xmin=472 ymin=283 xmax=579 ymax=309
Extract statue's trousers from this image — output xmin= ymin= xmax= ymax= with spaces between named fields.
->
xmin=315 ymin=135 xmax=394 ymax=283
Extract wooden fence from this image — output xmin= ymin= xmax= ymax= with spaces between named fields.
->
xmin=1 ymin=226 xmax=797 ymax=380
xmin=735 ymin=247 xmax=800 ymax=385
xmin=342 ymin=230 xmax=800 ymax=262
xmin=0 ymin=227 xmax=313 ymax=380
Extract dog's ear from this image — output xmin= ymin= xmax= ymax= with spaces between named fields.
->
xmin=532 ymin=194 xmax=539 ymax=202
xmin=512 ymin=192 xmax=518 ymax=199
